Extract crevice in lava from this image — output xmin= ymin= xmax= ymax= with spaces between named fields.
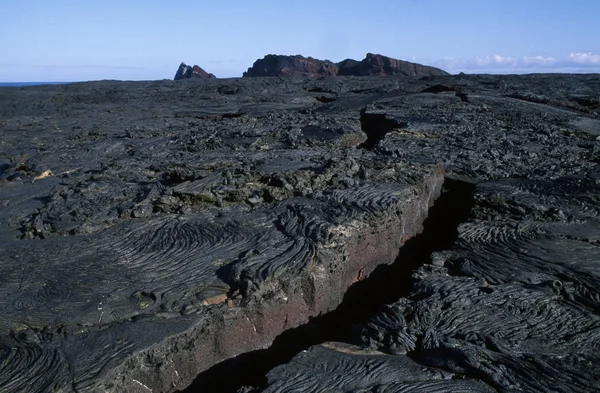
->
xmin=356 ymin=108 xmax=406 ymax=150
xmin=180 ymin=178 xmax=476 ymax=393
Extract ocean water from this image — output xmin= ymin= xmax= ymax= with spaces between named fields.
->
xmin=0 ymin=82 xmax=73 ymax=87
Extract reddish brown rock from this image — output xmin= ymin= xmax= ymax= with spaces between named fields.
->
xmin=243 ymin=53 xmax=449 ymax=78
xmin=243 ymin=54 xmax=339 ymax=77
xmin=174 ymin=62 xmax=216 ymax=80
xmin=337 ymin=53 xmax=449 ymax=77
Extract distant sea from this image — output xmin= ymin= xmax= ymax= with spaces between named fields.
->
xmin=0 ymin=82 xmax=73 ymax=87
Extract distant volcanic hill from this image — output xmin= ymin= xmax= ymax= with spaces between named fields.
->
xmin=243 ymin=53 xmax=449 ymax=77
xmin=242 ymin=54 xmax=339 ymax=78
xmin=174 ymin=53 xmax=449 ymax=80
xmin=337 ymin=53 xmax=449 ymax=76
xmin=174 ymin=62 xmax=216 ymax=80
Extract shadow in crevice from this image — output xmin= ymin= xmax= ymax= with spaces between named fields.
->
xmin=356 ymin=108 xmax=407 ymax=150
xmin=180 ymin=178 xmax=476 ymax=393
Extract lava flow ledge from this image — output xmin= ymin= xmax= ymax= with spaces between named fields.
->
xmin=246 ymin=74 xmax=600 ymax=393
xmin=0 ymin=77 xmax=444 ymax=392
xmin=1 ymin=73 xmax=599 ymax=393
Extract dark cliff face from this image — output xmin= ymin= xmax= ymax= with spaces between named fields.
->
xmin=175 ymin=54 xmax=448 ymax=80
xmin=242 ymin=54 xmax=339 ymax=77
xmin=336 ymin=58 xmax=362 ymax=75
xmin=244 ymin=53 xmax=449 ymax=77
xmin=174 ymin=62 xmax=216 ymax=80
xmin=338 ymin=53 xmax=449 ymax=77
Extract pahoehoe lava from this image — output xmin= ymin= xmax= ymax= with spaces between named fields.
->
xmin=1 ymin=73 xmax=600 ymax=392
xmin=180 ymin=179 xmax=475 ymax=392
xmin=244 ymin=75 xmax=600 ymax=393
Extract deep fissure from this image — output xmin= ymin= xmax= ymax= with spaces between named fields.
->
xmin=180 ymin=178 xmax=475 ymax=393
xmin=357 ymin=109 xmax=406 ymax=150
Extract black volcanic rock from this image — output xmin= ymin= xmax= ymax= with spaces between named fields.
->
xmin=236 ymin=74 xmax=600 ymax=393
xmin=1 ymin=73 xmax=600 ymax=393
xmin=338 ymin=52 xmax=450 ymax=76
xmin=336 ymin=58 xmax=362 ymax=75
xmin=242 ymin=54 xmax=339 ymax=77
xmin=174 ymin=62 xmax=216 ymax=80
xmin=243 ymin=53 xmax=449 ymax=77
xmin=0 ymin=77 xmax=441 ymax=393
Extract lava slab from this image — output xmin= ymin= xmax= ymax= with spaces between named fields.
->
xmin=246 ymin=73 xmax=600 ymax=393
xmin=0 ymin=78 xmax=443 ymax=392
xmin=353 ymin=179 xmax=600 ymax=392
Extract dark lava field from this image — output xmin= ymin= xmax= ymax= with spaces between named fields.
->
xmin=0 ymin=73 xmax=599 ymax=393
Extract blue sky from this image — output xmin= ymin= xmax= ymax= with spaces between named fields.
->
xmin=1 ymin=0 xmax=599 ymax=81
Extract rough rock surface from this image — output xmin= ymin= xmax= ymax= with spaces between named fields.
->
xmin=1 ymin=73 xmax=599 ymax=393
xmin=242 ymin=55 xmax=339 ymax=78
xmin=243 ymin=53 xmax=449 ymax=78
xmin=174 ymin=62 xmax=216 ymax=80
xmin=244 ymin=74 xmax=600 ymax=393
xmin=337 ymin=53 xmax=449 ymax=77
xmin=0 ymin=77 xmax=442 ymax=393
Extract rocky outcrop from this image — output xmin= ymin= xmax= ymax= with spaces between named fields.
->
xmin=337 ymin=52 xmax=449 ymax=76
xmin=174 ymin=62 xmax=216 ymax=80
xmin=242 ymin=54 xmax=339 ymax=77
xmin=176 ymin=53 xmax=448 ymax=80
xmin=243 ymin=53 xmax=449 ymax=77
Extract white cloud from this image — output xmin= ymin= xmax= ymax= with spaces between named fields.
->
xmin=568 ymin=52 xmax=600 ymax=65
xmin=523 ymin=56 xmax=557 ymax=65
xmin=431 ymin=52 xmax=600 ymax=74
xmin=472 ymin=55 xmax=518 ymax=67
xmin=493 ymin=55 xmax=517 ymax=65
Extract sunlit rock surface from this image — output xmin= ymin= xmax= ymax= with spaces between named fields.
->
xmin=1 ymin=73 xmax=599 ymax=392
xmin=0 ymin=77 xmax=443 ymax=392
xmin=246 ymin=74 xmax=600 ymax=393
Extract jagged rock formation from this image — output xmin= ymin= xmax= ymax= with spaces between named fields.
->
xmin=337 ymin=52 xmax=449 ymax=76
xmin=1 ymin=73 xmax=600 ymax=393
xmin=243 ymin=53 xmax=449 ymax=78
xmin=174 ymin=62 xmax=216 ymax=80
xmin=242 ymin=54 xmax=339 ymax=77
xmin=176 ymin=53 xmax=447 ymax=79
